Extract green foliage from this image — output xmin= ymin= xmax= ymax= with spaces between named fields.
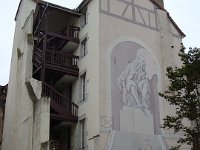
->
xmin=159 ymin=44 xmax=200 ymax=149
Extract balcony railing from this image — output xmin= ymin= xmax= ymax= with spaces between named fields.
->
xmin=46 ymin=25 xmax=80 ymax=46
xmin=45 ymin=50 xmax=78 ymax=69
xmin=33 ymin=48 xmax=79 ymax=77
xmin=63 ymin=25 xmax=79 ymax=41
xmin=34 ymin=25 xmax=80 ymax=45
xmin=42 ymin=82 xmax=78 ymax=122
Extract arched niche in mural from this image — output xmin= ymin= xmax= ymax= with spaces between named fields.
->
xmin=110 ymin=41 xmax=161 ymax=134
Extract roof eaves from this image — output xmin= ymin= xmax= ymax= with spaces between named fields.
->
xmin=76 ymin=0 xmax=91 ymax=12
xmin=40 ymin=1 xmax=82 ymax=17
xmin=150 ymin=0 xmax=165 ymax=11
xmin=15 ymin=0 xmax=81 ymax=21
xmin=150 ymin=0 xmax=185 ymax=38
xmin=167 ymin=13 xmax=186 ymax=38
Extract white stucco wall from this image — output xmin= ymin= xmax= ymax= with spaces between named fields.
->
xmin=2 ymin=1 xmax=50 ymax=150
xmin=98 ymin=0 xmax=184 ymax=149
xmin=72 ymin=0 xmax=100 ymax=149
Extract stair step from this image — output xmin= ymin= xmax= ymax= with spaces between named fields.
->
xmin=111 ymin=131 xmax=165 ymax=150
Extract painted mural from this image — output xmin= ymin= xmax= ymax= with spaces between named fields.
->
xmin=98 ymin=1 xmax=177 ymax=149
xmin=110 ymin=41 xmax=160 ymax=133
xmin=117 ymin=53 xmax=151 ymax=109
xmin=106 ymin=41 xmax=167 ymax=149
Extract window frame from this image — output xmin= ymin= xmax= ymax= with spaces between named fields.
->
xmin=80 ymin=72 xmax=87 ymax=102
xmin=80 ymin=118 xmax=86 ymax=149
xmin=80 ymin=37 xmax=88 ymax=58
xmin=80 ymin=7 xmax=88 ymax=28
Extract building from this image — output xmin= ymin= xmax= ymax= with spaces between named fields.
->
xmin=2 ymin=0 xmax=189 ymax=150
xmin=0 ymin=84 xmax=7 ymax=148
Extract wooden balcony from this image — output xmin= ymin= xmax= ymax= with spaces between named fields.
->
xmin=45 ymin=50 xmax=79 ymax=76
xmin=34 ymin=25 xmax=80 ymax=52
xmin=33 ymin=48 xmax=79 ymax=77
xmin=47 ymin=25 xmax=80 ymax=45
xmin=42 ymin=82 xmax=78 ymax=123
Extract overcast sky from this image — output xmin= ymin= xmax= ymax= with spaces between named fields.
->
xmin=0 ymin=0 xmax=199 ymax=85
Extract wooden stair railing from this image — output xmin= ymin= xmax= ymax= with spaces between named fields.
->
xmin=42 ymin=82 xmax=78 ymax=122
xmin=33 ymin=47 xmax=42 ymax=68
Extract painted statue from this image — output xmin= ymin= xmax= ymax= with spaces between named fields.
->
xmin=117 ymin=54 xmax=150 ymax=108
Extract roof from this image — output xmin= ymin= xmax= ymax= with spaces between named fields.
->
xmin=76 ymin=0 xmax=91 ymax=11
xmin=76 ymin=0 xmax=185 ymax=37
xmin=150 ymin=0 xmax=165 ymax=10
xmin=150 ymin=0 xmax=185 ymax=38
xmin=167 ymin=13 xmax=185 ymax=37
xmin=39 ymin=1 xmax=82 ymax=16
xmin=15 ymin=0 xmax=185 ymax=37
xmin=15 ymin=0 xmax=81 ymax=21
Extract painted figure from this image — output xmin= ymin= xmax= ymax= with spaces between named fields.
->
xmin=117 ymin=54 xmax=150 ymax=108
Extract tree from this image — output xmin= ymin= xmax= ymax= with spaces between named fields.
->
xmin=159 ymin=45 xmax=200 ymax=150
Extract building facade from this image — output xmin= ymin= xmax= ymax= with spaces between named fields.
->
xmin=2 ymin=0 xmax=189 ymax=150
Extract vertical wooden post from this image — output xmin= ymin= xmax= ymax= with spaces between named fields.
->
xmin=40 ymin=7 xmax=48 ymax=82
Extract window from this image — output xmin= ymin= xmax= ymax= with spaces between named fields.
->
xmin=80 ymin=118 xmax=86 ymax=149
xmin=81 ymin=72 xmax=86 ymax=101
xmin=81 ymin=37 xmax=87 ymax=58
xmin=81 ymin=8 xmax=87 ymax=28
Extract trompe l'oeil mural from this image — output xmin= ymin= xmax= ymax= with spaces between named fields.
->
xmin=117 ymin=54 xmax=151 ymax=110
